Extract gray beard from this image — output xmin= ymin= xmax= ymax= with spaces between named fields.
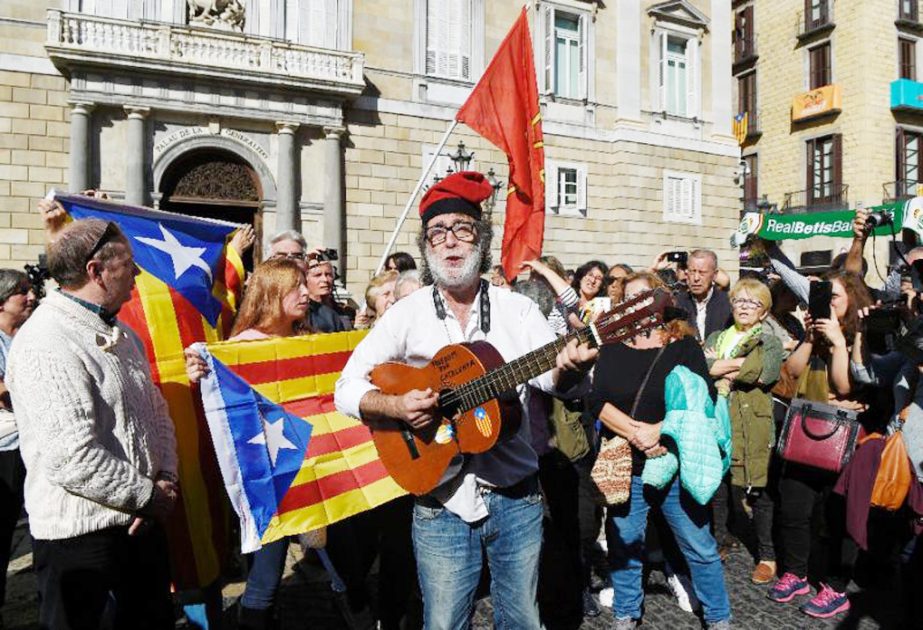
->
xmin=425 ymin=244 xmax=483 ymax=290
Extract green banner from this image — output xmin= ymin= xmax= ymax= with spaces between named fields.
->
xmin=731 ymin=200 xmax=911 ymax=247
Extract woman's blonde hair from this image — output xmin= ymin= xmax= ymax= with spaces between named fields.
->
xmin=364 ymin=270 xmax=399 ymax=318
xmin=231 ymin=258 xmax=309 ymax=337
xmin=622 ymin=271 xmax=697 ymax=342
xmin=729 ymin=277 xmax=772 ymax=313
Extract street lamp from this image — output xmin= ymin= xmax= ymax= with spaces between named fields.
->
xmin=448 ymin=141 xmax=474 ymax=172
xmin=483 ymin=167 xmax=505 ymax=217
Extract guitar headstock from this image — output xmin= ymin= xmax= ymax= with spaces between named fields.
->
xmin=590 ymin=288 xmax=674 ymax=346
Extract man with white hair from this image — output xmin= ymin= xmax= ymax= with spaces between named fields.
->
xmin=335 ymin=171 xmax=596 ymax=629
xmin=674 ymin=249 xmax=732 ymax=341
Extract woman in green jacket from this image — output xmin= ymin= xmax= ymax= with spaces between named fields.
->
xmin=704 ymin=278 xmax=783 ymax=585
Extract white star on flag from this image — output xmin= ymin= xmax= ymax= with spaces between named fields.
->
xmin=136 ymin=224 xmax=213 ymax=282
xmin=248 ymin=411 xmax=298 ymax=467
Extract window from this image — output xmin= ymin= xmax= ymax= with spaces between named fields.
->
xmin=809 ymin=43 xmax=831 ymax=89
xmin=538 ymin=3 xmax=590 ymax=100
xmin=900 ymin=0 xmax=919 ymax=22
xmin=655 ymin=31 xmax=698 ymax=117
xmin=734 ymin=6 xmax=755 ymax=62
xmin=806 ymin=134 xmax=842 ymax=205
xmin=897 ymin=128 xmax=922 ymax=197
xmin=425 ymin=0 xmax=472 ymax=80
xmin=545 ymin=160 xmax=587 ymax=216
xmin=743 ymin=154 xmax=758 ymax=210
xmin=738 ymin=72 xmax=757 ymax=129
xmin=805 ymin=0 xmax=831 ymax=31
xmin=901 ymin=38 xmax=917 ymax=81
xmin=285 ymin=0 xmax=339 ymax=48
xmin=662 ymin=171 xmax=702 ymax=224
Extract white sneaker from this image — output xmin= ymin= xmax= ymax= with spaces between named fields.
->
xmin=667 ymin=574 xmax=693 ymax=613
xmin=598 ymin=586 xmax=614 ymax=608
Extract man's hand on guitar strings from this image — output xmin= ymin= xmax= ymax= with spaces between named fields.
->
xmin=555 ymin=338 xmax=599 ymax=373
xmin=396 ymin=388 xmax=440 ymax=429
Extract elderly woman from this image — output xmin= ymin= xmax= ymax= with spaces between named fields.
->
xmin=704 ymin=278 xmax=783 ymax=585
xmin=355 ymin=270 xmax=398 ymax=329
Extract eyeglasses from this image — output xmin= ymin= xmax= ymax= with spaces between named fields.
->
xmin=425 ymin=221 xmax=477 ymax=246
xmin=271 ymin=251 xmax=307 ymax=262
xmin=86 ymin=221 xmax=121 ymax=264
xmin=584 ymin=273 xmax=604 ymax=283
xmin=731 ymin=297 xmax=764 ymax=310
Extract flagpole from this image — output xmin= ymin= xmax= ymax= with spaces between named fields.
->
xmin=374 ymin=119 xmax=458 ymax=275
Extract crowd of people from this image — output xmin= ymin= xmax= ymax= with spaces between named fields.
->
xmin=0 ymin=172 xmax=919 ymax=630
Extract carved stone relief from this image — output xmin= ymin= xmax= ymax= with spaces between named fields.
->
xmin=171 ymin=159 xmax=260 ymax=201
xmin=186 ymin=0 xmax=246 ymax=32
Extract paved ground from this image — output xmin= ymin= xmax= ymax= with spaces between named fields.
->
xmin=0 ymin=519 xmax=906 ymax=629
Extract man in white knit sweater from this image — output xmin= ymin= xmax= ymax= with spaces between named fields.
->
xmin=6 ymin=219 xmax=179 ymax=629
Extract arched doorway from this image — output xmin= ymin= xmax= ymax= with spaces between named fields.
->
xmin=159 ymin=149 xmax=262 ymax=268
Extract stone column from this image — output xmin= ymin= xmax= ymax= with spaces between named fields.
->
xmin=68 ymin=102 xmax=94 ymax=192
xmin=323 ymin=126 xmax=345 ymax=268
xmin=275 ymin=122 xmax=300 ymax=233
xmin=124 ymin=106 xmax=150 ymax=206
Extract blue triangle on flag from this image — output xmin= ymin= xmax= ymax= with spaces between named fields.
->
xmin=60 ymin=197 xmax=239 ymax=327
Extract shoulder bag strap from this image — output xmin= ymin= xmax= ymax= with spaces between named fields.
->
xmin=630 ymin=344 xmax=668 ymax=419
xmin=899 ymin=368 xmax=921 ymax=425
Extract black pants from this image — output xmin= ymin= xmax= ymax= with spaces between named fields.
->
xmin=778 ymin=463 xmax=854 ymax=591
xmin=324 ymin=495 xmax=418 ymax=630
xmin=0 ymin=448 xmax=25 ymax=605
xmin=537 ymin=451 xmax=583 ymax=623
xmin=713 ymin=480 xmax=776 ymax=561
xmin=575 ymin=454 xmax=604 ymax=589
xmin=32 ymin=523 xmax=173 ymax=630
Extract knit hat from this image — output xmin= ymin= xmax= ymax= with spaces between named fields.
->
xmin=419 ymin=171 xmax=494 ymax=225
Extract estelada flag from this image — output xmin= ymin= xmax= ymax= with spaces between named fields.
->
xmin=57 ymin=193 xmax=244 ymax=589
xmin=195 ymin=332 xmax=406 ymax=551
xmin=456 ymin=7 xmax=545 ymax=281
xmin=733 ymin=112 xmax=749 ymax=146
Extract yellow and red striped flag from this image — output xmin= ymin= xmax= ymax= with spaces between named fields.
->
xmin=733 ymin=112 xmax=749 ymax=145
xmin=198 ymin=331 xmax=406 ymax=551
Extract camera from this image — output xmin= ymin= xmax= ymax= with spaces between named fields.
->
xmin=665 ymin=251 xmax=688 ymax=266
xmin=865 ymin=308 xmax=902 ymax=354
xmin=865 ymin=211 xmax=894 ymax=230
xmin=25 ymin=254 xmax=50 ymax=300
xmin=309 ymin=248 xmax=338 ymax=262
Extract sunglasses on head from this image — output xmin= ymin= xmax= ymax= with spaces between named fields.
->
xmin=85 ymin=221 xmax=121 ymax=264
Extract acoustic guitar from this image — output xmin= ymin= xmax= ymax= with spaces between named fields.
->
xmin=369 ymin=288 xmax=674 ymax=494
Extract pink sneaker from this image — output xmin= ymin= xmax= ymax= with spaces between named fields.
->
xmin=767 ymin=572 xmax=810 ymax=603
xmin=799 ymin=583 xmax=850 ymax=619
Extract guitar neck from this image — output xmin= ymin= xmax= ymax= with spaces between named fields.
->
xmin=445 ymin=326 xmax=596 ymax=413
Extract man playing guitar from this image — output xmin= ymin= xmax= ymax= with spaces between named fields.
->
xmin=335 ymin=171 xmax=598 ymax=629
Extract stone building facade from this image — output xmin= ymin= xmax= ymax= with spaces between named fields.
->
xmin=1 ymin=0 xmax=740 ymax=296
xmin=732 ymin=0 xmax=915 ymax=266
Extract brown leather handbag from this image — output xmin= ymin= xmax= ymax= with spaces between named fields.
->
xmin=870 ymin=373 xmax=917 ymax=511
xmin=777 ymin=399 xmax=860 ymax=474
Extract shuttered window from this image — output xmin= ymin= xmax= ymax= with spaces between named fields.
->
xmin=734 ymin=6 xmax=755 ymax=61
xmin=809 ymin=43 xmax=831 ymax=90
xmin=662 ymin=172 xmax=702 ymax=224
xmin=900 ymin=0 xmax=919 ymax=22
xmin=806 ymin=134 xmax=842 ymax=205
xmin=897 ymin=128 xmax=922 ymax=197
xmin=901 ymin=38 xmax=917 ymax=81
xmin=545 ymin=160 xmax=587 ymax=216
xmin=738 ymin=72 xmax=757 ymax=121
xmin=805 ymin=0 xmax=830 ymax=31
xmin=743 ymin=154 xmax=758 ymax=209
xmin=538 ymin=4 xmax=588 ymax=99
xmin=285 ymin=0 xmax=338 ymax=48
xmin=425 ymin=0 xmax=472 ymax=80
xmin=656 ymin=31 xmax=698 ymax=117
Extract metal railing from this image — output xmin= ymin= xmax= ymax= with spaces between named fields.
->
xmin=796 ymin=3 xmax=834 ymax=38
xmin=734 ymin=34 xmax=757 ymax=64
xmin=782 ymin=184 xmax=849 ymax=213
xmin=882 ymin=179 xmax=922 ymax=202
xmin=45 ymin=9 xmax=365 ymax=92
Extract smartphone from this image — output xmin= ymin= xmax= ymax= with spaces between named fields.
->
xmin=808 ymin=280 xmax=832 ymax=321
xmin=665 ymin=251 xmax=689 ymax=266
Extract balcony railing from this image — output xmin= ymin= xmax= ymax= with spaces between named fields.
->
xmin=45 ymin=9 xmax=365 ymax=95
xmin=734 ymin=36 xmax=757 ymax=65
xmin=782 ymin=185 xmax=849 ymax=213
xmin=883 ymin=179 xmax=922 ymax=203
xmin=797 ymin=3 xmax=835 ymax=40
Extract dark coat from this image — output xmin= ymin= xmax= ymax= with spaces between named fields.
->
xmin=675 ymin=287 xmax=733 ymax=341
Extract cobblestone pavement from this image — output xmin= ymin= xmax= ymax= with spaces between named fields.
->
xmin=1 ymin=519 xmax=903 ymax=629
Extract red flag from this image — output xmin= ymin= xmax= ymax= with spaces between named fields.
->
xmin=456 ymin=7 xmax=545 ymax=281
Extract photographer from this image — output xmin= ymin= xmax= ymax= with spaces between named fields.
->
xmin=844 ymin=209 xmax=915 ymax=302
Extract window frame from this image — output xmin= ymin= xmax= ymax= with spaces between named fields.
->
xmin=900 ymin=0 xmax=919 ymax=22
xmin=662 ymin=170 xmax=702 ymax=225
xmin=808 ymin=42 xmax=832 ymax=90
xmin=536 ymin=2 xmax=593 ymax=102
xmin=896 ymin=127 xmax=923 ymax=197
xmin=545 ymin=159 xmax=588 ymax=217
xmin=738 ymin=71 xmax=757 ymax=125
xmin=424 ymin=0 xmax=473 ymax=81
xmin=804 ymin=0 xmax=831 ymax=32
xmin=653 ymin=26 xmax=701 ymax=118
xmin=743 ymin=153 xmax=759 ymax=210
xmin=900 ymin=37 xmax=917 ymax=81
xmin=734 ymin=5 xmax=755 ymax=62
xmin=806 ymin=134 xmax=842 ymax=206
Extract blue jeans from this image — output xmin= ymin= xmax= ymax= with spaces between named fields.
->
xmin=240 ymin=538 xmax=288 ymax=610
xmin=608 ymin=476 xmax=730 ymax=624
xmin=412 ymin=488 xmax=543 ymax=630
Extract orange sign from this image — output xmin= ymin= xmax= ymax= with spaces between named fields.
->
xmin=792 ymin=84 xmax=842 ymax=121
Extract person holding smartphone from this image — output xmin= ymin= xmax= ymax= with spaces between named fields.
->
xmin=768 ymin=270 xmax=872 ymax=619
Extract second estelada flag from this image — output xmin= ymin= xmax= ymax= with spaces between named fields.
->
xmin=196 ymin=331 xmax=406 ymax=552
xmin=456 ymin=7 xmax=545 ymax=281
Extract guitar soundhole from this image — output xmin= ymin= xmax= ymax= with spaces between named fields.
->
xmin=437 ymin=388 xmax=460 ymax=418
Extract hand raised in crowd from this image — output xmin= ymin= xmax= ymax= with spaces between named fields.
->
xmin=812 ymin=310 xmax=847 ymax=349
xmin=651 ymin=250 xmax=672 ymax=272
xmin=184 ymin=346 xmax=209 ymax=384
xmin=852 ymin=208 xmax=869 ymax=240
xmin=229 ymin=224 xmax=256 ymax=256
xmin=38 ymin=198 xmax=67 ymax=242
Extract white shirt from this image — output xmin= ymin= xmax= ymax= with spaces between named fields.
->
xmin=694 ymin=286 xmax=714 ymax=340
xmin=335 ymin=283 xmax=573 ymax=522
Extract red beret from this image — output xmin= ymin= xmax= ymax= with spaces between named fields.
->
xmin=419 ymin=171 xmax=494 ymax=225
